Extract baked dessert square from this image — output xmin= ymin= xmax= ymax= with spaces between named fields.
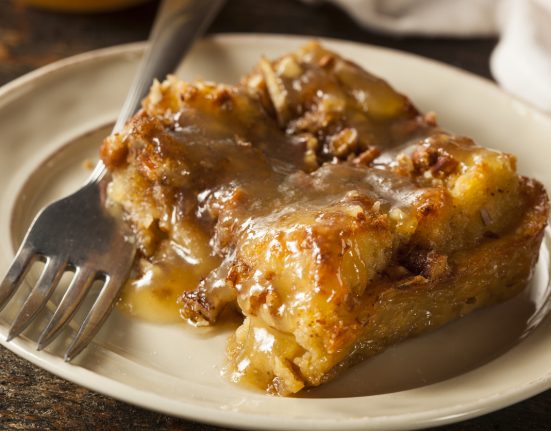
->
xmin=100 ymin=42 xmax=548 ymax=395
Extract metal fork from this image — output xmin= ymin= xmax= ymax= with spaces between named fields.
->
xmin=0 ymin=0 xmax=225 ymax=361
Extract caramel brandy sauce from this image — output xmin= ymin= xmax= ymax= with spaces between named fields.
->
xmin=118 ymin=237 xmax=220 ymax=323
xmin=108 ymin=44 xmax=436 ymax=326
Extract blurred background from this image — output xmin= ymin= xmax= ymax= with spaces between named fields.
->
xmin=0 ymin=0 xmax=497 ymax=86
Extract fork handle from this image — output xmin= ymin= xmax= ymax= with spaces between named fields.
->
xmin=90 ymin=0 xmax=225 ymax=183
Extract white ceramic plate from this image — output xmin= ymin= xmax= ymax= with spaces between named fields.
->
xmin=1 ymin=34 xmax=551 ymax=431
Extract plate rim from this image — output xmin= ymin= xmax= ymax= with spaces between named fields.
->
xmin=1 ymin=33 xmax=551 ymax=431
xmin=1 ymin=34 xmax=549 ymax=125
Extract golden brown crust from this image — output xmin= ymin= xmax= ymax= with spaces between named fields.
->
xmin=243 ymin=41 xmax=431 ymax=170
xmin=100 ymin=42 xmax=549 ymax=396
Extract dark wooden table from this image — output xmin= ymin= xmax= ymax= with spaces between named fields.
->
xmin=1 ymin=1 xmax=550 ymax=430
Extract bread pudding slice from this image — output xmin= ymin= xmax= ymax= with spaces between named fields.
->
xmin=100 ymin=42 xmax=548 ymax=396
xmin=218 ymin=149 xmax=546 ymax=395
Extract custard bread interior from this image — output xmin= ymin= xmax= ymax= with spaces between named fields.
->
xmin=100 ymin=42 xmax=549 ymax=395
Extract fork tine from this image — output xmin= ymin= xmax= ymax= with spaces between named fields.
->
xmin=0 ymin=247 xmax=35 ymax=312
xmin=6 ymin=256 xmax=67 ymax=342
xmin=36 ymin=267 xmax=97 ymax=351
xmin=64 ymin=274 xmax=125 ymax=362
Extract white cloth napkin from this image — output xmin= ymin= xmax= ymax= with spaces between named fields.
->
xmin=307 ymin=0 xmax=551 ymax=113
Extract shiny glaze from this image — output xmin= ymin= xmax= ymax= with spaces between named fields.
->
xmin=105 ymin=44 xmax=435 ymax=324
xmin=100 ymin=43 xmax=545 ymax=396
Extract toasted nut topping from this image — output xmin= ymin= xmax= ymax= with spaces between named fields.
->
xmin=277 ymin=55 xmax=303 ymax=79
xmin=329 ymin=128 xmax=359 ymax=157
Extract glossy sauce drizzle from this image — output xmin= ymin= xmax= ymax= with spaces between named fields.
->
xmin=107 ymin=43 xmax=436 ymax=325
